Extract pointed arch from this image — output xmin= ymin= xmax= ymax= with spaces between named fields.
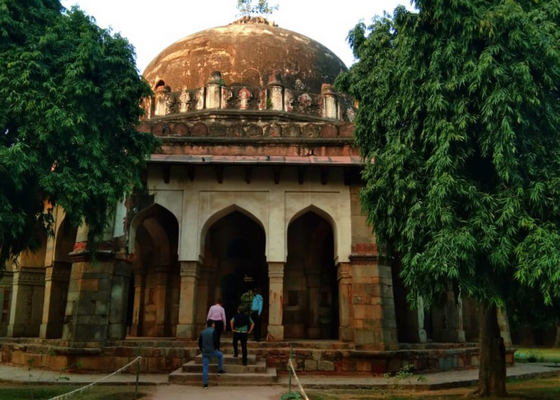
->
xmin=287 ymin=204 xmax=338 ymax=261
xmin=285 ymin=208 xmax=339 ymax=339
xmin=129 ymin=203 xmax=179 ymax=257
xmin=199 ymin=204 xmax=266 ymax=256
xmin=54 ymin=217 xmax=78 ymax=263
xmin=128 ymin=203 xmax=180 ymax=338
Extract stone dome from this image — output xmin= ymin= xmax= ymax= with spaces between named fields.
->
xmin=143 ymin=17 xmax=348 ymax=94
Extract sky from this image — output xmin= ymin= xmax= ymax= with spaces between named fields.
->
xmin=60 ymin=0 xmax=415 ymax=74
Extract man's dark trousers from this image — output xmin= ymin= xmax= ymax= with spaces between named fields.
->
xmin=233 ymin=331 xmax=249 ymax=365
xmin=251 ymin=312 xmax=261 ymax=342
xmin=212 ymin=320 xmax=224 ymax=350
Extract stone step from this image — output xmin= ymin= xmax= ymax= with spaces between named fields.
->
xmin=169 ymin=368 xmax=278 ymax=385
xmin=182 ymin=359 xmax=268 ymax=374
xmin=193 ymin=354 xmax=257 ymax=365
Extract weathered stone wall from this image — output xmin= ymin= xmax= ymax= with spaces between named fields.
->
xmin=1 ymin=339 xmax=513 ymax=375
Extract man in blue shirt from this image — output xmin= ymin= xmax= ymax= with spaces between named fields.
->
xmin=251 ymin=288 xmax=263 ymax=342
xmin=198 ymin=320 xmax=225 ymax=389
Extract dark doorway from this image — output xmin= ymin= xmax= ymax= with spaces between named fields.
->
xmin=285 ymin=211 xmax=338 ymax=339
xmin=203 ymin=211 xmax=267 ymax=330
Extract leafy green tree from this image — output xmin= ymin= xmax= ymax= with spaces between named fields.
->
xmin=337 ymin=0 xmax=560 ymax=396
xmin=0 ymin=0 xmax=159 ymax=271
xmin=236 ymin=0 xmax=278 ymax=17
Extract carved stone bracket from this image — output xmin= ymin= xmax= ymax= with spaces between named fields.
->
xmin=163 ymin=165 xmax=171 ymax=184
xmin=244 ymin=166 xmax=252 ymax=184
xmin=186 ymin=165 xmax=195 ymax=182
xmin=320 ymin=166 xmax=329 ymax=185
xmin=214 ymin=165 xmax=224 ymax=184
xmin=273 ymin=166 xmax=282 ymax=184
xmin=297 ymin=166 xmax=306 ymax=185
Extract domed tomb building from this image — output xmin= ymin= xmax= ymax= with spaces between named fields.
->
xmin=134 ymin=17 xmax=386 ymax=344
xmin=0 ymin=18 xmax=494 ymax=374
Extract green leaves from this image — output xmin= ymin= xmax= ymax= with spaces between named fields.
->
xmin=0 ymin=1 xmax=159 ymax=270
xmin=337 ymin=0 xmax=560 ymax=309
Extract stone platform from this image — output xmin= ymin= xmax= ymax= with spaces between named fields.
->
xmin=0 ymin=336 xmax=513 ymax=376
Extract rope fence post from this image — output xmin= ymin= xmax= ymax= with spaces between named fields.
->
xmin=135 ymin=343 xmax=142 ymax=399
xmin=288 ymin=343 xmax=293 ymax=394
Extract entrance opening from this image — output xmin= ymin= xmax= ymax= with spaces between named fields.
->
xmin=202 ymin=211 xmax=267 ymax=331
xmin=285 ymin=211 xmax=338 ymax=339
xmin=129 ymin=204 xmax=179 ymax=337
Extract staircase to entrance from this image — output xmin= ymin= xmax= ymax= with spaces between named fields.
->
xmin=169 ymin=353 xmax=278 ymax=385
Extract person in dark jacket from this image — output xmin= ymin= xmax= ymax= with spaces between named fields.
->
xmin=230 ymin=306 xmax=254 ymax=366
xmin=198 ymin=320 xmax=225 ymax=389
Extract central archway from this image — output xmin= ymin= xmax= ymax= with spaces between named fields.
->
xmin=202 ymin=210 xmax=267 ymax=331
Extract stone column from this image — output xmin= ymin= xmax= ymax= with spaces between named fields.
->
xmin=154 ymin=85 xmax=170 ymax=116
xmin=350 ymin=256 xmax=398 ymax=349
xmin=267 ymin=262 xmax=284 ymax=340
xmin=7 ymin=267 xmax=45 ymax=337
xmin=306 ymin=271 xmax=321 ymax=339
xmin=195 ymin=266 xmax=213 ymax=331
xmin=337 ymin=262 xmax=353 ymax=342
xmin=177 ymin=260 xmax=200 ymax=339
xmin=268 ymin=75 xmax=284 ymax=111
xmin=129 ymin=272 xmax=144 ymax=336
xmin=431 ymin=288 xmax=465 ymax=343
xmin=62 ymin=253 xmax=116 ymax=342
xmin=321 ymin=83 xmax=338 ymax=119
xmin=107 ymin=258 xmax=132 ymax=340
xmin=0 ymin=271 xmax=14 ymax=337
xmin=410 ymin=296 xmax=428 ymax=343
xmin=40 ymin=261 xmax=71 ymax=339
xmin=205 ymin=71 xmax=222 ymax=109
xmin=154 ymin=265 xmax=169 ymax=337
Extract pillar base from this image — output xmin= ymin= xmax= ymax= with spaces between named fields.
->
xmin=267 ymin=325 xmax=284 ymax=341
xmin=40 ymin=323 xmax=63 ymax=339
xmin=339 ymin=327 xmax=354 ymax=342
xmin=176 ymin=324 xmax=197 ymax=340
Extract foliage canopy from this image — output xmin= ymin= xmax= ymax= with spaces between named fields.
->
xmin=0 ymin=0 xmax=159 ymax=269
xmin=337 ymin=0 xmax=560 ymax=309
xmin=236 ymin=0 xmax=278 ymax=17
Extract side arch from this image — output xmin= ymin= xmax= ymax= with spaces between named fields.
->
xmin=129 ymin=203 xmax=179 ymax=258
xmin=286 ymin=204 xmax=338 ymax=262
xmin=128 ymin=203 xmax=180 ymax=337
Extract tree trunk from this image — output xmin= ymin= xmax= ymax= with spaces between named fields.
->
xmin=473 ymin=304 xmax=507 ymax=397
xmin=554 ymin=324 xmax=560 ymax=348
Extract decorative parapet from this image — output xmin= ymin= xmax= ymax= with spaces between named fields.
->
xmin=146 ymin=71 xmax=355 ymax=122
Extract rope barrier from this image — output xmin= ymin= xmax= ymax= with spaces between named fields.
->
xmin=288 ymin=358 xmax=310 ymax=400
xmin=49 ymin=356 xmax=142 ymax=400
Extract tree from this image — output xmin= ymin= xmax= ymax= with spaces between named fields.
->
xmin=0 ymin=0 xmax=159 ymax=271
xmin=236 ymin=0 xmax=278 ymax=17
xmin=337 ymin=0 xmax=560 ymax=397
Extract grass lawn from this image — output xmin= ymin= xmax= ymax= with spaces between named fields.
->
xmin=0 ymin=382 xmax=152 ymax=400
xmin=515 ymin=347 xmax=560 ymax=363
xmin=304 ymin=375 xmax=560 ymax=399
